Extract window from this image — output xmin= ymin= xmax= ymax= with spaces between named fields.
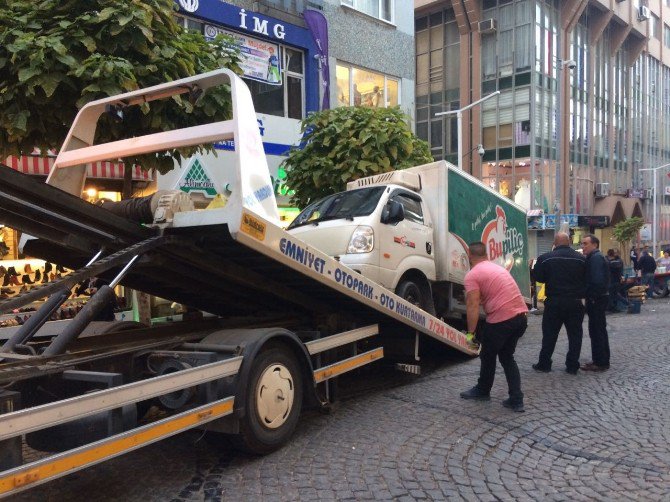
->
xmin=341 ymin=0 xmax=393 ymax=23
xmin=336 ymin=64 xmax=400 ymax=108
xmin=186 ymin=16 xmax=306 ymax=120
xmin=390 ymin=192 xmax=424 ymax=224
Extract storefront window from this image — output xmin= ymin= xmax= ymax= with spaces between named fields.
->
xmin=336 ymin=63 xmax=400 ymax=108
xmin=341 ymin=0 xmax=393 ymax=23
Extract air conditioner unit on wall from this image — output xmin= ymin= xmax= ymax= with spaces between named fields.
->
xmin=595 ymin=183 xmax=610 ymax=198
xmin=478 ymin=19 xmax=497 ymax=34
xmin=638 ymin=5 xmax=651 ymax=21
xmin=642 ymin=188 xmax=653 ymax=199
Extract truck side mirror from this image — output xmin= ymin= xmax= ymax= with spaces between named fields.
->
xmin=381 ymin=200 xmax=405 ymax=225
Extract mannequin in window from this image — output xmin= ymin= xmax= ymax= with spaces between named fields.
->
xmin=353 ymin=84 xmax=362 ymax=106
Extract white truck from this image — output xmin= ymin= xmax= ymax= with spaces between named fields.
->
xmin=0 ymin=69 xmax=478 ymax=498
xmin=288 ymin=163 xmax=530 ymax=321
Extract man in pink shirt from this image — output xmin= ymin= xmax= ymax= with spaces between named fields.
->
xmin=460 ymin=242 xmax=528 ymax=412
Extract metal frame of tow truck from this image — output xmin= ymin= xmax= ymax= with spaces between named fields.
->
xmin=0 ymin=324 xmax=382 ymax=497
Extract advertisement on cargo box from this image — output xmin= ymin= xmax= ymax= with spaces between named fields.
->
xmin=447 ymin=169 xmax=530 ymax=298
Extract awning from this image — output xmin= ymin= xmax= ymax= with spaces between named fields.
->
xmin=593 ymin=195 xmax=643 ymax=226
xmin=4 ymin=155 xmax=152 ymax=181
xmin=527 ymin=209 xmax=544 ymax=216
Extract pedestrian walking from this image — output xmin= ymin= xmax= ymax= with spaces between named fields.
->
xmin=459 ymin=242 xmax=528 ymax=412
xmin=580 ymin=234 xmax=610 ymax=372
xmin=531 ymin=232 xmax=586 ymax=374
xmin=638 ymin=250 xmax=657 ymax=298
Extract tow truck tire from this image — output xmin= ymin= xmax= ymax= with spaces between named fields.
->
xmin=396 ymin=279 xmax=435 ymax=315
xmin=235 ymin=343 xmax=303 ymax=454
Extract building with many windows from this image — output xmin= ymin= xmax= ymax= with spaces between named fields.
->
xmin=415 ymin=0 xmax=670 ymax=257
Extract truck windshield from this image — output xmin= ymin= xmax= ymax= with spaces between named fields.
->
xmin=288 ymin=187 xmax=385 ymax=229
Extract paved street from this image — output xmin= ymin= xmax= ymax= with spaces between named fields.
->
xmin=18 ymin=298 xmax=670 ymax=501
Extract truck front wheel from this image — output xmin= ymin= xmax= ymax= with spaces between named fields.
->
xmin=396 ymin=279 xmax=436 ymax=315
xmin=235 ymin=343 xmax=303 ymax=454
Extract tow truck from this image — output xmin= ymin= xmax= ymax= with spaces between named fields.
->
xmin=0 ymin=69 xmax=478 ymax=497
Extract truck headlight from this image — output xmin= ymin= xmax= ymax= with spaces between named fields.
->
xmin=347 ymin=226 xmax=374 ymax=254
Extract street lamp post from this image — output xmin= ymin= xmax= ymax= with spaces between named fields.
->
xmin=555 ymin=58 xmax=576 ymax=232
xmin=639 ymin=162 xmax=670 ymax=257
xmin=435 ymin=91 xmax=500 ymax=170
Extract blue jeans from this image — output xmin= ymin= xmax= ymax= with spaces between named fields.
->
xmin=641 ymin=273 xmax=655 ymax=298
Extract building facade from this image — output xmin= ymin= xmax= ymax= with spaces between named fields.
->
xmin=415 ymin=0 xmax=670 ymax=257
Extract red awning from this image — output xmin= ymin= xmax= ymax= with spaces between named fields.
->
xmin=4 ymin=155 xmax=152 ymax=181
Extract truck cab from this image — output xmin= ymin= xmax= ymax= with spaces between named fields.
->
xmin=288 ymin=171 xmax=437 ymax=314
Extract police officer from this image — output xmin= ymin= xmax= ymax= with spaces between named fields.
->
xmin=532 ymin=232 xmax=586 ymax=374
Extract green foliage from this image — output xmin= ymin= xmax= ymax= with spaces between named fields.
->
xmin=0 ymin=0 xmax=241 ymax=174
xmin=282 ymin=106 xmax=433 ymax=208
xmin=613 ymin=217 xmax=645 ymax=244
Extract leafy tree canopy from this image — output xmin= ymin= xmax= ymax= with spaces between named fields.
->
xmin=0 ymin=0 xmax=241 ymax=174
xmin=283 ymin=106 xmax=433 ymax=208
xmin=613 ymin=216 xmax=645 ymax=244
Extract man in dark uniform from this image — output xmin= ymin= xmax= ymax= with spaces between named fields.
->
xmin=531 ymin=232 xmax=586 ymax=375
xmin=581 ymin=234 xmax=610 ymax=371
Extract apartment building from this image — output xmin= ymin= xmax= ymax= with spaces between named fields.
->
xmin=415 ymin=0 xmax=669 ymax=256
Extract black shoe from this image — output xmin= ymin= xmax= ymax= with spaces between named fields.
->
xmin=532 ymin=363 xmax=551 ymax=373
xmin=460 ymin=386 xmax=490 ymax=401
xmin=565 ymin=367 xmax=578 ymax=375
xmin=502 ymin=398 xmax=525 ymax=412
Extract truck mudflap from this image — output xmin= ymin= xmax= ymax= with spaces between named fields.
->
xmin=232 ymin=211 xmax=479 ymax=357
xmin=0 ymin=357 xmax=242 ymax=497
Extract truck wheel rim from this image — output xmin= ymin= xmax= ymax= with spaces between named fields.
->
xmin=255 ymin=363 xmax=294 ymax=429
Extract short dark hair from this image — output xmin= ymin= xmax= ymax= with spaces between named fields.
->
xmin=583 ymin=234 xmax=599 ymax=248
xmin=468 ymin=241 xmax=487 ymax=258
xmin=606 ymin=249 xmax=615 ymax=257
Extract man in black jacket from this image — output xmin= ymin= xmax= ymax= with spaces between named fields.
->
xmin=581 ymin=234 xmax=610 ymax=371
xmin=638 ymin=250 xmax=657 ymax=299
xmin=606 ymin=249 xmax=624 ymax=311
xmin=531 ymin=232 xmax=586 ymax=374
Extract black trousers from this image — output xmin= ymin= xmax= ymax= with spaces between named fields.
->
xmin=586 ymin=295 xmax=610 ymax=367
xmin=538 ymin=297 xmax=584 ymax=372
xmin=477 ymin=313 xmax=527 ymax=403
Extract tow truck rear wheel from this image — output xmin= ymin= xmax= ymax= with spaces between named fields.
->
xmin=396 ymin=279 xmax=436 ymax=315
xmin=235 ymin=343 xmax=303 ymax=454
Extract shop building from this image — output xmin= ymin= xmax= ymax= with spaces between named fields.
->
xmin=414 ymin=0 xmax=669 ymax=258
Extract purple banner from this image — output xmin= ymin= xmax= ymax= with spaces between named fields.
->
xmin=303 ymin=10 xmax=330 ymax=110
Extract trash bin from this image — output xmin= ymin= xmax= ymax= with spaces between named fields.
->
xmin=629 ymin=300 xmax=642 ymax=314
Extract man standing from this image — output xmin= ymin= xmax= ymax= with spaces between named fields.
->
xmin=637 ymin=249 xmax=657 ymax=299
xmin=580 ymin=234 xmax=610 ymax=372
xmin=606 ymin=249 xmax=624 ymax=311
xmin=531 ymin=232 xmax=586 ymax=374
xmin=459 ymin=242 xmax=528 ymax=412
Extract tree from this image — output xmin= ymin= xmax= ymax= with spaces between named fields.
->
xmin=613 ymin=216 xmax=645 ymax=264
xmin=0 ymin=0 xmax=241 ymax=176
xmin=282 ymin=106 xmax=433 ymax=208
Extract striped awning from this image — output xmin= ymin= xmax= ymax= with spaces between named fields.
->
xmin=4 ymin=155 xmax=152 ymax=181
xmin=527 ymin=209 xmax=544 ymax=217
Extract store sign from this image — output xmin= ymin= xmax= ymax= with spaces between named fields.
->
xmin=178 ymin=0 xmax=198 ymax=13
xmin=177 ymin=158 xmax=217 ymax=198
xmin=627 ymin=188 xmax=645 ymax=198
xmin=578 ymin=215 xmax=610 ymax=228
xmin=529 ymin=214 xmax=579 ymax=230
xmin=664 ymin=186 xmax=670 ymax=196
xmin=204 ymin=25 xmax=282 ymax=85
xmin=640 ymin=223 xmax=652 ymax=241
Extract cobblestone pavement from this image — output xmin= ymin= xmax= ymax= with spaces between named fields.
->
xmin=16 ymin=298 xmax=670 ymax=501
